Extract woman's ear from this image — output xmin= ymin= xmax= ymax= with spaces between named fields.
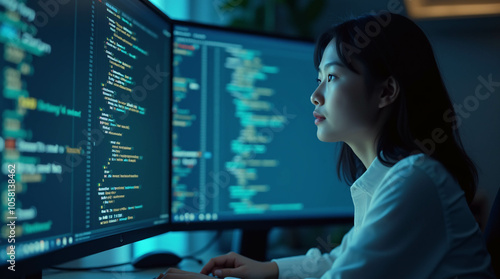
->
xmin=378 ymin=76 xmax=400 ymax=108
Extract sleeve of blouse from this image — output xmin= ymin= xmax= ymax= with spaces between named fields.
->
xmin=318 ymin=163 xmax=449 ymax=279
xmin=272 ymin=227 xmax=355 ymax=279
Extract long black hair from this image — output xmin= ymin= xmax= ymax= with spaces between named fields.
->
xmin=314 ymin=12 xmax=477 ymax=204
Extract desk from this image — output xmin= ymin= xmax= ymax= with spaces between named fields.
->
xmin=43 ymin=260 xmax=204 ymax=279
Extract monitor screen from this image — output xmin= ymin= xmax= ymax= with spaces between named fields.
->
xmin=171 ymin=23 xmax=354 ymax=227
xmin=0 ymin=0 xmax=171 ymax=276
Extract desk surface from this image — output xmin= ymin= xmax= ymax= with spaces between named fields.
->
xmin=43 ymin=261 xmax=203 ymax=279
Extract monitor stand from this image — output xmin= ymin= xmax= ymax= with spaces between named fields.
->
xmin=237 ymin=228 xmax=270 ymax=261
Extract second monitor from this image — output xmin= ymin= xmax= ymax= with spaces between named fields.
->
xmin=171 ymin=22 xmax=353 ymax=228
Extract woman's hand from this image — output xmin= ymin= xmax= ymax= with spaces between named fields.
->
xmin=200 ymin=252 xmax=279 ymax=279
xmin=156 ymin=268 xmax=212 ymax=279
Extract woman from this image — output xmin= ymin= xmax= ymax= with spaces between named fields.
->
xmin=159 ymin=12 xmax=495 ymax=279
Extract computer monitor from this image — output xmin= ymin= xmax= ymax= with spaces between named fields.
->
xmin=170 ymin=22 xmax=354 ymax=233
xmin=0 ymin=0 xmax=171 ymax=277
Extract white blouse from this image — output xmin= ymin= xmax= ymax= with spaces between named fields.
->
xmin=273 ymin=154 xmax=494 ymax=279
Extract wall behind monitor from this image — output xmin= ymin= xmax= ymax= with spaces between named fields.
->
xmin=149 ymin=0 xmax=230 ymax=24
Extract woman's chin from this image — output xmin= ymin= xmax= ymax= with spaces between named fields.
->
xmin=317 ymin=132 xmax=340 ymax=143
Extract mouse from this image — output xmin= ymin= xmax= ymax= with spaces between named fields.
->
xmin=132 ymin=251 xmax=183 ymax=269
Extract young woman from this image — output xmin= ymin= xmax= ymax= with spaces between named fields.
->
xmin=158 ymin=12 xmax=495 ymax=279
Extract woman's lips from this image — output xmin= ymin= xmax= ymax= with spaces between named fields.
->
xmin=313 ymin=111 xmax=326 ymax=125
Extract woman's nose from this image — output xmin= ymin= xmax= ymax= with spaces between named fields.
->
xmin=310 ymin=85 xmax=324 ymax=106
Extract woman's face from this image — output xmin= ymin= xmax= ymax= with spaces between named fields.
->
xmin=311 ymin=39 xmax=380 ymax=143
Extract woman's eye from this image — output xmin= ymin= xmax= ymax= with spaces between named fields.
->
xmin=316 ymin=78 xmax=321 ymax=85
xmin=327 ymin=74 xmax=337 ymax=82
